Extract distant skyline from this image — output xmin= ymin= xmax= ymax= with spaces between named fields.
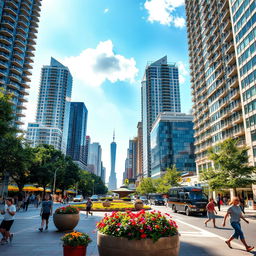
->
xmin=23 ymin=0 xmax=191 ymax=186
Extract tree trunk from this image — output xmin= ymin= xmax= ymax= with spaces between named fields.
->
xmin=234 ymin=187 xmax=237 ymax=196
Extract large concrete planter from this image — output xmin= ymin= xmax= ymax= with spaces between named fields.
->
xmin=53 ymin=213 xmax=80 ymax=231
xmin=134 ymin=201 xmax=144 ymax=211
xmin=97 ymin=232 xmax=180 ymax=256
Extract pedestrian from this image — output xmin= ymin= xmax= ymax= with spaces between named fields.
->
xmin=86 ymin=198 xmax=93 ymax=217
xmin=217 ymin=193 xmax=221 ymax=211
xmin=222 ymin=196 xmax=254 ymax=252
xmin=17 ymin=192 xmax=23 ymax=212
xmin=0 ymin=198 xmax=16 ymax=245
xmin=24 ymin=194 xmax=30 ymax=211
xmin=239 ymin=196 xmax=245 ymax=214
xmin=204 ymin=198 xmax=217 ymax=228
xmin=39 ymin=194 xmax=53 ymax=232
xmin=36 ymin=194 xmax=41 ymax=208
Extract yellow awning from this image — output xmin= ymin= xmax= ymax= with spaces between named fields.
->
xmin=8 ymin=185 xmax=18 ymax=191
xmin=23 ymin=186 xmax=38 ymax=192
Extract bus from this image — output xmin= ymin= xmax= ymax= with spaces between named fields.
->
xmin=168 ymin=186 xmax=208 ymax=216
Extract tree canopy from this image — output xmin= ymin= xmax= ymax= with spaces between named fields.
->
xmin=201 ymin=138 xmax=256 ymax=193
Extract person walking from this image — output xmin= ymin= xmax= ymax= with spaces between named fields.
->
xmin=86 ymin=198 xmax=93 ymax=217
xmin=0 ymin=198 xmax=16 ymax=245
xmin=223 ymin=197 xmax=254 ymax=252
xmin=239 ymin=196 xmax=245 ymax=214
xmin=217 ymin=193 xmax=222 ymax=211
xmin=39 ymin=194 xmax=53 ymax=232
xmin=204 ymin=198 xmax=217 ymax=228
xmin=24 ymin=194 xmax=30 ymax=211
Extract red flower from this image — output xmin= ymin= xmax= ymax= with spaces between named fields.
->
xmin=139 ymin=229 xmax=145 ymax=233
xmin=140 ymin=233 xmax=147 ymax=239
xmin=155 ymin=225 xmax=160 ymax=229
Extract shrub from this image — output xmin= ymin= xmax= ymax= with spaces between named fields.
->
xmin=61 ymin=231 xmax=91 ymax=247
xmin=96 ymin=210 xmax=178 ymax=242
xmin=55 ymin=205 xmax=79 ymax=214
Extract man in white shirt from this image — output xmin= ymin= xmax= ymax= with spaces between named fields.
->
xmin=0 ymin=198 xmax=16 ymax=245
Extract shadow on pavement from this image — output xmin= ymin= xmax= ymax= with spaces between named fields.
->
xmin=180 ymin=241 xmax=217 ymax=256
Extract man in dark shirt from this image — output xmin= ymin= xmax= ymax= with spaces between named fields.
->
xmin=39 ymin=194 xmax=53 ymax=232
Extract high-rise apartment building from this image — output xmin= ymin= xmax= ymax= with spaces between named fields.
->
xmin=141 ymin=56 xmax=181 ymax=177
xmin=101 ymin=163 xmax=106 ymax=184
xmin=88 ymin=142 xmax=102 ymax=176
xmin=126 ymin=138 xmax=137 ymax=180
xmin=136 ymin=122 xmax=143 ymax=183
xmin=66 ymin=102 xmax=88 ymax=168
xmin=185 ymin=0 xmax=255 ymax=174
xmin=108 ymin=133 xmax=117 ymax=190
xmin=27 ymin=57 xmax=72 ymax=152
xmin=151 ymin=112 xmax=196 ymax=179
xmin=84 ymin=135 xmax=91 ymax=166
xmin=0 ymin=0 xmax=42 ymax=125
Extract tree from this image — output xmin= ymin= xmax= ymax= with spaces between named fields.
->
xmin=201 ymin=138 xmax=256 ymax=194
xmin=0 ymin=136 xmax=34 ymax=191
xmin=78 ymin=170 xmax=108 ymax=196
xmin=0 ymin=89 xmax=18 ymax=138
xmin=136 ymin=177 xmax=156 ymax=195
xmin=30 ymin=144 xmax=65 ymax=193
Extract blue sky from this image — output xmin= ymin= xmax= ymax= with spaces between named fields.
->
xmin=24 ymin=0 xmax=192 ymax=186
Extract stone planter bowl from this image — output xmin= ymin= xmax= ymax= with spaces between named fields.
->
xmin=102 ymin=201 xmax=111 ymax=207
xmin=97 ymin=232 xmax=180 ymax=256
xmin=134 ymin=201 xmax=144 ymax=211
xmin=53 ymin=213 xmax=80 ymax=231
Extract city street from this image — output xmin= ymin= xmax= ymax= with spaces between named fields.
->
xmin=1 ymin=204 xmax=256 ymax=256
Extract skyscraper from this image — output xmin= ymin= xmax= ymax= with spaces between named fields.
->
xmin=0 ymin=0 xmax=42 ymax=126
xmin=126 ymin=138 xmax=137 ymax=180
xmin=141 ymin=56 xmax=181 ymax=177
xmin=185 ymin=0 xmax=255 ymax=174
xmin=136 ymin=122 xmax=143 ymax=183
xmin=84 ymin=135 xmax=91 ymax=167
xmin=101 ymin=162 xmax=106 ymax=184
xmin=66 ymin=102 xmax=88 ymax=169
xmin=151 ymin=112 xmax=196 ymax=179
xmin=27 ymin=57 xmax=72 ymax=152
xmin=88 ymin=142 xmax=102 ymax=176
xmin=108 ymin=132 xmax=117 ymax=190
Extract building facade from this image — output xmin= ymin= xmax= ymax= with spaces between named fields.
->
xmin=141 ymin=56 xmax=181 ymax=177
xmin=185 ymin=0 xmax=255 ymax=174
xmin=84 ymin=135 xmax=91 ymax=167
xmin=136 ymin=122 xmax=143 ymax=183
xmin=150 ymin=112 xmax=196 ymax=179
xmin=101 ymin=163 xmax=106 ymax=184
xmin=88 ymin=142 xmax=102 ymax=176
xmin=66 ymin=102 xmax=88 ymax=166
xmin=108 ymin=133 xmax=117 ymax=190
xmin=0 ymin=0 xmax=42 ymax=126
xmin=27 ymin=57 xmax=72 ymax=152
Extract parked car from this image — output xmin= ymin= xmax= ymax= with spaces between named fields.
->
xmin=148 ymin=194 xmax=165 ymax=206
xmin=139 ymin=195 xmax=149 ymax=204
xmin=73 ymin=195 xmax=84 ymax=202
xmin=91 ymin=195 xmax=99 ymax=201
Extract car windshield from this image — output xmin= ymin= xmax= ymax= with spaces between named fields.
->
xmin=155 ymin=195 xmax=163 ymax=199
xmin=140 ymin=196 xmax=147 ymax=199
xmin=189 ymin=192 xmax=207 ymax=200
xmin=76 ymin=195 xmax=82 ymax=198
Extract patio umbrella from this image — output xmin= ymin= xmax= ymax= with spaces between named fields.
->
xmin=23 ymin=185 xmax=38 ymax=192
xmin=8 ymin=185 xmax=19 ymax=192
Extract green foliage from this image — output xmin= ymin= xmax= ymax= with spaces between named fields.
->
xmin=78 ymin=170 xmax=108 ymax=196
xmin=136 ymin=177 xmax=156 ymax=194
xmin=201 ymin=138 xmax=256 ymax=191
xmin=155 ymin=166 xmax=181 ymax=194
xmin=61 ymin=231 xmax=92 ymax=247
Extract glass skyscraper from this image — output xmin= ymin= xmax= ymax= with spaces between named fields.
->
xmin=88 ymin=142 xmax=102 ymax=176
xmin=0 ymin=0 xmax=42 ymax=126
xmin=108 ymin=133 xmax=117 ymax=190
xmin=141 ymin=56 xmax=181 ymax=177
xmin=27 ymin=57 xmax=73 ymax=152
xmin=151 ymin=112 xmax=196 ymax=179
xmin=66 ymin=102 xmax=88 ymax=168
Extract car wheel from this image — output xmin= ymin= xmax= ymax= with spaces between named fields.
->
xmin=185 ymin=207 xmax=191 ymax=216
xmin=172 ymin=205 xmax=177 ymax=213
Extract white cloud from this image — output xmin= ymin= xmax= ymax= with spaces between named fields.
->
xmin=104 ymin=8 xmax=109 ymax=13
xmin=144 ymin=0 xmax=185 ymax=28
xmin=63 ymin=40 xmax=138 ymax=87
xmin=177 ymin=61 xmax=189 ymax=84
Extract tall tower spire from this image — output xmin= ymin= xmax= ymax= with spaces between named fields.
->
xmin=113 ymin=130 xmax=115 ymax=142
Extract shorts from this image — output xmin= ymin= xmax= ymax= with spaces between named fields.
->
xmin=42 ymin=213 xmax=50 ymax=220
xmin=86 ymin=206 xmax=91 ymax=211
xmin=0 ymin=220 xmax=14 ymax=231
xmin=231 ymin=221 xmax=244 ymax=240
xmin=207 ymin=212 xmax=216 ymax=219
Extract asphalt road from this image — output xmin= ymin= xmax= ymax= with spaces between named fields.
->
xmin=0 ymin=203 xmax=255 ymax=256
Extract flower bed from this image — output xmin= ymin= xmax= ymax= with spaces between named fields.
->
xmin=74 ymin=201 xmax=151 ymax=212
xmin=97 ymin=210 xmax=178 ymax=242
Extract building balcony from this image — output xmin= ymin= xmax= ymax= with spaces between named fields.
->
xmin=16 ymin=31 xmax=27 ymax=42
xmin=227 ymin=65 xmax=237 ymax=78
xmin=19 ymin=14 xmax=30 ymax=23
xmin=20 ymin=6 xmax=31 ymax=17
xmin=8 ymin=81 xmax=20 ymax=90
xmin=18 ymin=96 xmax=28 ymax=102
xmin=230 ymin=90 xmax=240 ymax=100
xmin=22 ymin=75 xmax=31 ymax=83
xmin=13 ymin=50 xmax=25 ymax=60
xmin=12 ymin=58 xmax=24 ymax=68
xmin=0 ymin=27 xmax=13 ymax=37
xmin=2 ymin=12 xmax=16 ymax=23
xmin=229 ymin=78 xmax=239 ymax=89
xmin=3 ymin=6 xmax=17 ymax=17
xmin=0 ymin=68 xmax=7 ymax=77
xmin=0 ymin=43 xmax=11 ymax=53
xmin=221 ymin=8 xmax=230 ymax=23
xmin=226 ymin=53 xmax=236 ymax=66
xmin=220 ymin=0 xmax=229 ymax=12
xmin=23 ymin=68 xmax=32 ymax=76
xmin=224 ymin=30 xmax=233 ymax=43
xmin=2 ymin=19 xmax=15 ymax=30
xmin=225 ymin=42 xmax=235 ymax=54
xmin=0 ymin=51 xmax=9 ymax=61
xmin=0 ymin=60 xmax=8 ymax=69
xmin=10 ymin=65 xmax=23 ymax=75
xmin=17 ymin=25 xmax=29 ymax=35
xmin=10 ymin=72 xmax=22 ymax=83
xmin=15 ymin=37 xmax=26 ymax=48
xmin=18 ymin=19 xmax=30 ymax=29
xmin=0 ymin=35 xmax=12 ymax=45
xmin=233 ymin=129 xmax=245 ymax=137
xmin=233 ymin=115 xmax=243 ymax=125
xmin=17 ymin=103 xmax=27 ymax=110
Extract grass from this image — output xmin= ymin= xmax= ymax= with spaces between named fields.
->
xmin=74 ymin=201 xmax=151 ymax=211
